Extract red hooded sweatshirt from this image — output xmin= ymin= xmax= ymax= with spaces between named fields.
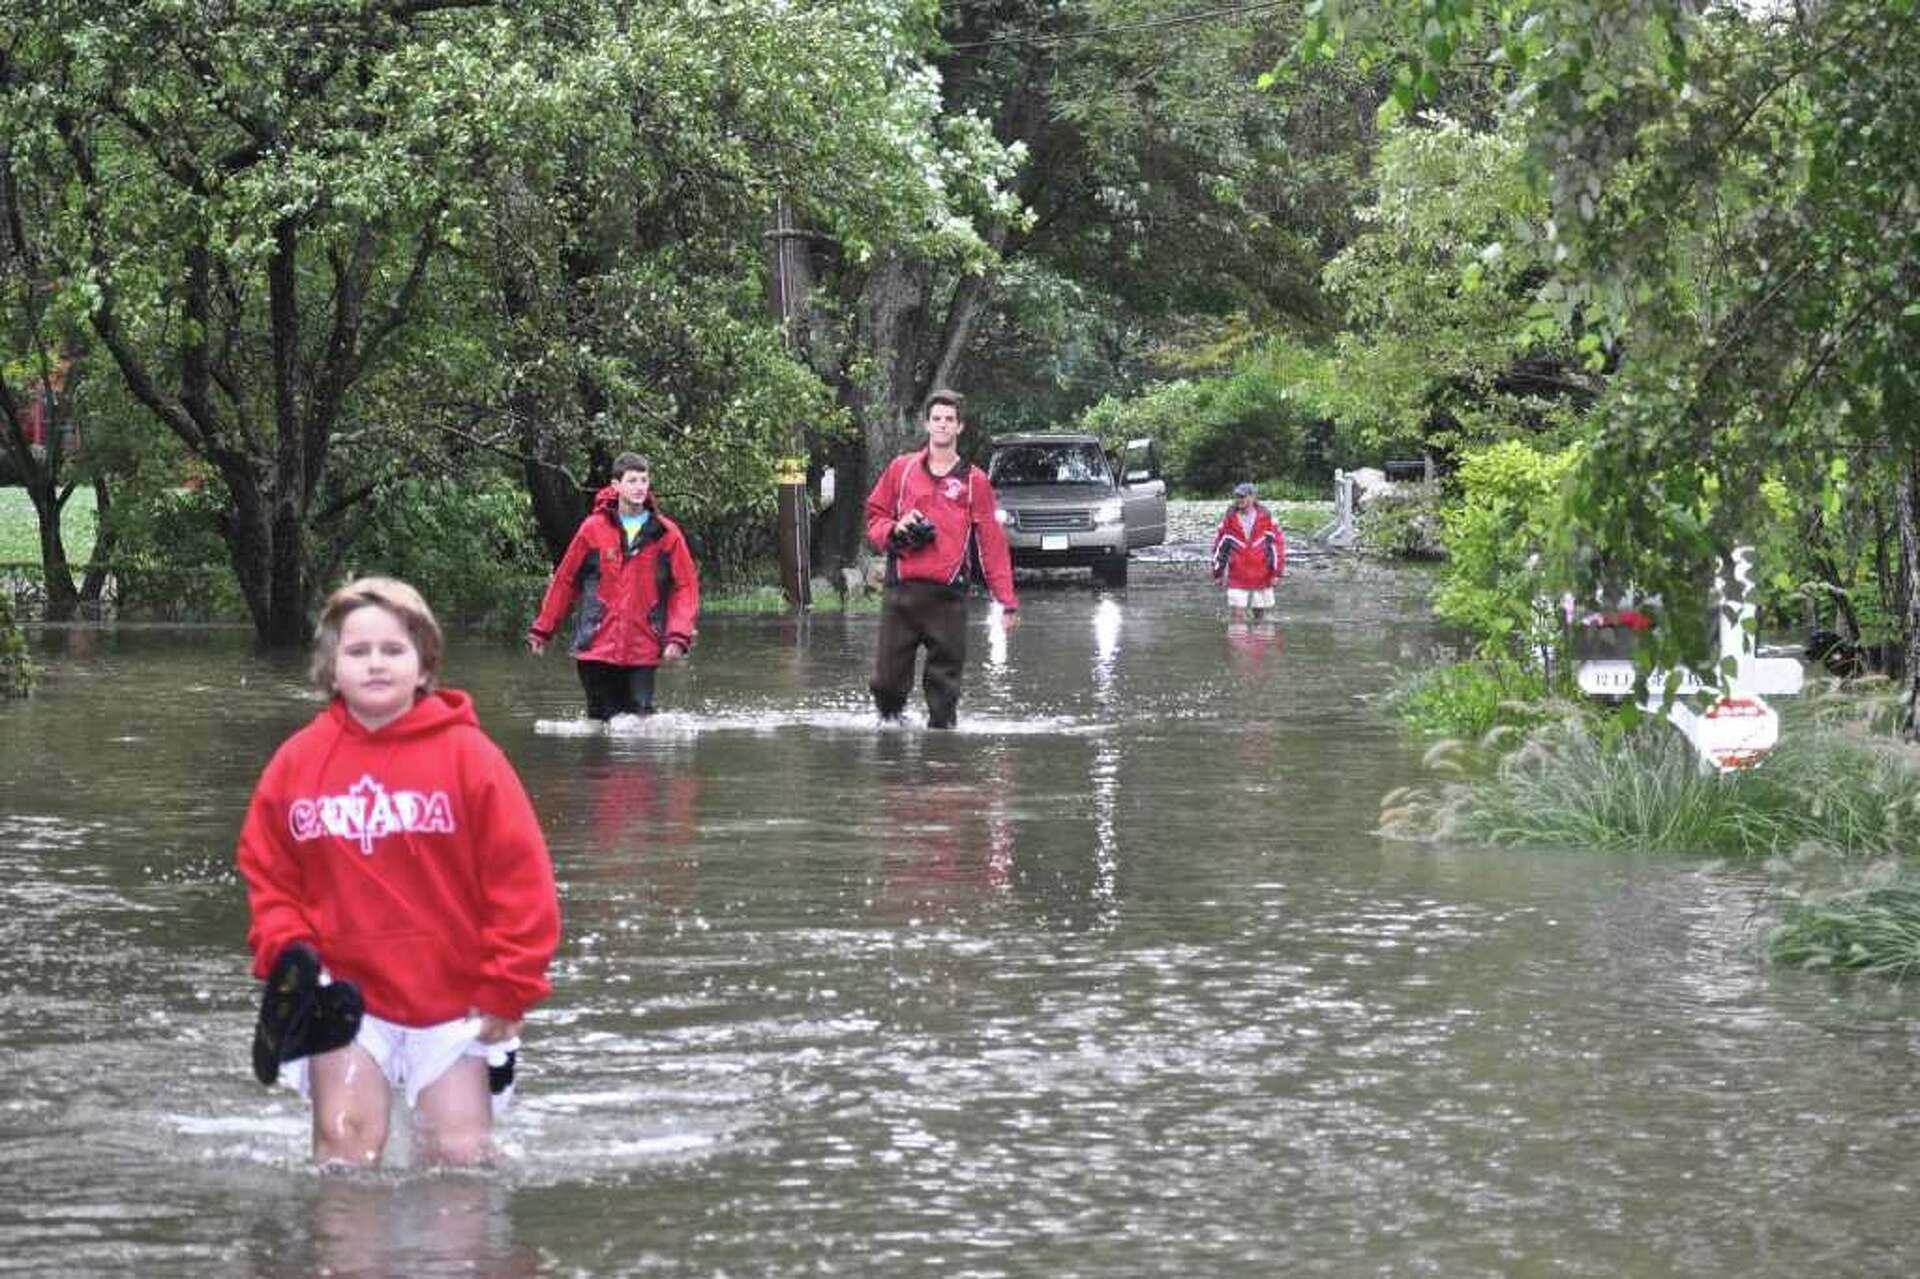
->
xmin=1211 ymin=502 xmax=1285 ymax=590
xmin=864 ymin=450 xmax=1019 ymax=610
xmin=529 ymin=485 xmax=700 ymax=667
xmin=236 ymin=689 xmax=560 ymax=1026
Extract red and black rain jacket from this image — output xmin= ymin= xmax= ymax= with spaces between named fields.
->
xmin=529 ymin=485 xmax=700 ymax=666
xmin=1211 ymin=503 xmax=1285 ymax=590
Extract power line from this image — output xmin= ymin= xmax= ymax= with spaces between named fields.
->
xmin=944 ymin=1 xmax=1296 ymax=51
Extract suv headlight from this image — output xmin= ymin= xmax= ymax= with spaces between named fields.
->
xmin=996 ymin=507 xmax=1013 ymax=526
xmin=1093 ymin=499 xmax=1124 ymax=526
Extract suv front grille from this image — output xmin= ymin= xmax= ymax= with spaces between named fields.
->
xmin=1016 ymin=510 xmax=1092 ymax=532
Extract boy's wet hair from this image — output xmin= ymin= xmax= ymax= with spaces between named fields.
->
xmin=309 ymin=576 xmax=445 ymax=694
xmin=923 ymin=389 xmax=964 ymax=420
xmin=611 ymin=452 xmax=650 ymax=479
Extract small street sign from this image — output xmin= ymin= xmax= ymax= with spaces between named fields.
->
xmin=1667 ymin=694 xmax=1781 ymax=773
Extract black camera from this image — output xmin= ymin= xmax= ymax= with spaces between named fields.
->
xmin=894 ymin=514 xmax=936 ymax=550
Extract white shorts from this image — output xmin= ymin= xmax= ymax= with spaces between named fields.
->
xmin=282 ymin=1011 xmax=519 ymax=1116
xmin=1227 ymin=587 xmax=1275 ymax=609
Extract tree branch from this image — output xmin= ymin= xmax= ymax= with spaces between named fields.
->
xmin=59 ymin=114 xmax=214 ymax=455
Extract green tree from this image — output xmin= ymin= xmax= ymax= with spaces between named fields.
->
xmin=0 ymin=47 xmax=112 ymax=621
xmin=1302 ymin=0 xmax=1920 ymax=731
xmin=1322 ymin=114 xmax=1596 ymax=461
xmin=10 ymin=0 xmax=502 ymax=644
xmin=447 ymin=0 xmax=974 ymax=566
xmin=806 ymin=0 xmax=1375 ymax=565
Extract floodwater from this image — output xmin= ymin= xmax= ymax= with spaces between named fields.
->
xmin=3 ymin=558 xmax=1919 ymax=1277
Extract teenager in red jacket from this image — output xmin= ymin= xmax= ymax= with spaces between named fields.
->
xmin=1211 ymin=482 xmax=1285 ymax=621
xmin=528 ymin=453 xmax=700 ymax=723
xmin=237 ymin=577 xmax=560 ymax=1167
xmin=865 ymin=389 xmax=1019 ymax=728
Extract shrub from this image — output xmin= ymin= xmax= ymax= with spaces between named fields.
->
xmin=341 ymin=476 xmax=550 ymax=633
xmin=106 ymin=484 xmax=248 ymax=621
xmin=1382 ymin=711 xmax=1920 ymax=863
xmin=1434 ymin=722 xmax=1770 ymax=854
xmin=1380 ymin=658 xmax=1557 ymax=741
xmin=1432 ymin=440 xmax=1578 ymax=655
xmin=0 ymin=592 xmax=32 ymax=697
xmin=1358 ymin=483 xmax=1446 ymax=559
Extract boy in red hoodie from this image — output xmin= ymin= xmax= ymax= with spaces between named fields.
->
xmin=237 ymin=577 xmax=560 ymax=1167
xmin=528 ymin=452 xmax=700 ymax=723
xmin=1211 ymin=482 xmax=1285 ymax=621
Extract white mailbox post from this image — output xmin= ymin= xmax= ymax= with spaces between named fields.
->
xmin=1573 ymin=548 xmax=1803 ymax=774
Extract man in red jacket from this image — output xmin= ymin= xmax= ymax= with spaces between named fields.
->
xmin=1211 ymin=481 xmax=1285 ymax=621
xmin=865 ymin=390 xmax=1019 ymax=728
xmin=528 ymin=453 xmax=700 ymax=722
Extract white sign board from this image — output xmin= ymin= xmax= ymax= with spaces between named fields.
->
xmin=1577 ymin=657 xmax=1803 ymax=699
xmin=1574 ymin=547 xmax=1803 ymax=773
xmin=1666 ymin=695 xmax=1781 ymax=773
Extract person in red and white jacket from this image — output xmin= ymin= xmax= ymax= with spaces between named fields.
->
xmin=528 ymin=452 xmax=700 ymax=722
xmin=237 ymin=577 xmax=560 ymax=1167
xmin=1211 ymin=482 xmax=1285 ymax=621
xmin=864 ymin=389 xmax=1019 ymax=728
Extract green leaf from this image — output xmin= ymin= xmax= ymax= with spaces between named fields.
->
xmin=1392 ymin=62 xmax=1417 ymax=112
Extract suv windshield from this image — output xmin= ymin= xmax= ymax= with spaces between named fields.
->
xmin=989 ymin=442 xmax=1111 ymax=487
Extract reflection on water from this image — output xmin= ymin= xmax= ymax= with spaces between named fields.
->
xmin=238 ymin=1175 xmax=539 ymax=1279
xmin=5 ymin=563 xmax=1920 ymax=1275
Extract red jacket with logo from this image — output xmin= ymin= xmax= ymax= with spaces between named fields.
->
xmin=529 ymin=485 xmax=700 ymax=666
xmin=235 ymin=690 xmax=560 ymax=1026
xmin=1212 ymin=503 xmax=1285 ymax=589
xmin=864 ymin=450 xmax=1019 ymax=610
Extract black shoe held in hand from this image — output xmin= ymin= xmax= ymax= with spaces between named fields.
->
xmin=251 ymin=942 xmax=364 ymax=1086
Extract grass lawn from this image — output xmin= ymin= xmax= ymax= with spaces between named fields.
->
xmin=0 ymin=487 xmax=97 ymax=564
xmin=1273 ymin=500 xmax=1332 ymax=537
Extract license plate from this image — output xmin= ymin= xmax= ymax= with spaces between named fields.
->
xmin=1041 ymin=535 xmax=1068 ymax=551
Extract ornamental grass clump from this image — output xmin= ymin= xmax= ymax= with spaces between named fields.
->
xmin=1758 ymin=887 xmax=1920 ymax=975
xmin=1381 ymin=713 xmax=1920 ymax=864
xmin=1769 ymin=885 xmax=1920 ymax=978
xmin=1382 ymin=719 xmax=1755 ymax=853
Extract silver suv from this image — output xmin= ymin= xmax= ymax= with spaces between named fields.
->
xmin=986 ymin=434 xmax=1167 ymax=586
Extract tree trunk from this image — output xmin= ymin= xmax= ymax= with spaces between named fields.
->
xmin=814 ymin=258 xmax=937 ymax=571
xmin=79 ymin=473 xmax=114 ymax=603
xmin=263 ymin=222 xmax=310 ymax=646
xmin=814 ymin=417 xmax=869 ymax=570
xmin=520 ymin=394 xmax=585 ymax=562
xmin=0 ymin=387 xmax=79 ymax=620
xmin=1897 ymin=444 xmax=1920 ymax=740
xmin=1 ymin=156 xmax=82 ymax=620
xmin=212 ymin=448 xmax=277 ymax=642
xmin=29 ymin=481 xmax=78 ymax=620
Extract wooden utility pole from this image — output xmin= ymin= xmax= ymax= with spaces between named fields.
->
xmin=768 ymin=200 xmax=811 ymax=609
